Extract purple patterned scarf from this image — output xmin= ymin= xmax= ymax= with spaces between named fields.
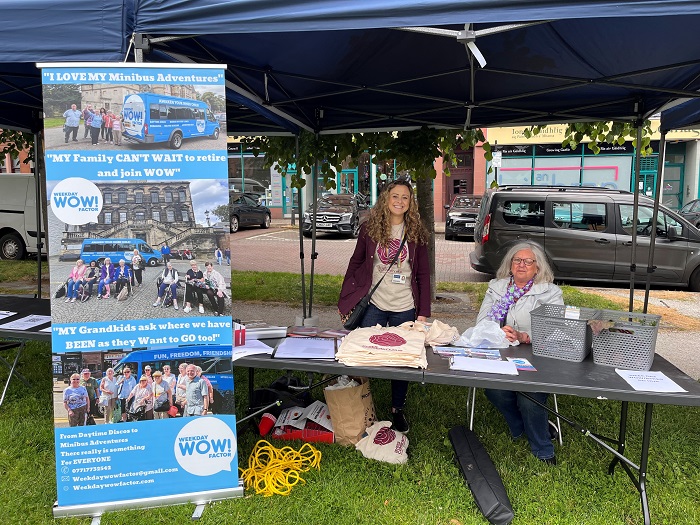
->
xmin=488 ymin=276 xmax=535 ymax=323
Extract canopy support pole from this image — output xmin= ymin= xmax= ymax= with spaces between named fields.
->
xmin=33 ymin=131 xmax=42 ymax=298
xmin=628 ymin=119 xmax=643 ymax=311
xmin=643 ymin=131 xmax=666 ymax=313
xmin=308 ymin=157 xmax=320 ymax=319
xmin=296 ymin=135 xmax=308 ymax=319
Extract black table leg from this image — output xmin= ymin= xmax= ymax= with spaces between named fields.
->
xmin=0 ymin=341 xmax=27 ymax=408
xmin=609 ymin=401 xmax=629 ymax=474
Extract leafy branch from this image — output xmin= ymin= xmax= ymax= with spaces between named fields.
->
xmin=523 ymin=120 xmax=654 ymax=155
xmin=0 ymin=129 xmax=34 ymax=164
xmin=242 ymin=127 xmax=491 ymax=189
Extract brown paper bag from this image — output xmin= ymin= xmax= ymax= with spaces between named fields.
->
xmin=323 ymin=377 xmax=376 ymax=445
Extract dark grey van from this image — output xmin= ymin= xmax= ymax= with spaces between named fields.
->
xmin=469 ymin=186 xmax=700 ymax=290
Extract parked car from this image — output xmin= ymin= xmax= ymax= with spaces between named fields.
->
xmin=229 ymin=178 xmax=267 ymax=202
xmin=469 ymin=185 xmax=700 ymax=290
xmin=444 ymin=195 xmax=482 ymax=240
xmin=230 ymin=191 xmax=271 ymax=233
xmin=679 ymin=199 xmax=700 ymax=228
xmin=302 ymin=193 xmax=370 ymax=238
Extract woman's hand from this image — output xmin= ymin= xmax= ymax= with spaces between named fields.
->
xmin=416 ymin=315 xmax=427 ymax=322
xmin=502 ymin=325 xmax=531 ymax=344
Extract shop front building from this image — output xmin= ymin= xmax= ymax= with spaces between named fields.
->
xmin=484 ymin=123 xmax=700 ymax=212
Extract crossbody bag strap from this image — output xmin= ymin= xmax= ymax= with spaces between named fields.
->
xmin=366 ymin=235 xmax=408 ymax=300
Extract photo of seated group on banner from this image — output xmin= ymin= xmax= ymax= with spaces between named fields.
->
xmin=40 ymin=62 xmax=241 ymax=517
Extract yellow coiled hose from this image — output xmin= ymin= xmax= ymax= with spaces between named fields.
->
xmin=239 ymin=440 xmax=322 ymax=496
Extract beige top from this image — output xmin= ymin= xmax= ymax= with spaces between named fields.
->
xmin=371 ymin=223 xmax=413 ymax=314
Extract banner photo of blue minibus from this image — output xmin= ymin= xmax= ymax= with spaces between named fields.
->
xmin=122 ymin=93 xmax=221 ymax=149
xmin=80 ymin=238 xmax=163 ymax=267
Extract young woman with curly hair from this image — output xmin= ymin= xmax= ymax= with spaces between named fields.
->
xmin=338 ymin=179 xmax=430 ymax=433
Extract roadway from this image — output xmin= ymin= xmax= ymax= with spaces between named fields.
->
xmin=230 ymin=223 xmax=490 ymax=283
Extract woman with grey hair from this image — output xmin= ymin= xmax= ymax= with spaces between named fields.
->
xmin=476 ymin=241 xmax=563 ymax=464
xmin=99 ymin=368 xmax=118 ymax=424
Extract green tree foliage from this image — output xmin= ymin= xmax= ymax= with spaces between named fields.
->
xmin=200 ymin=92 xmax=226 ymax=112
xmin=210 ymin=203 xmax=230 ymax=223
xmin=523 ymin=120 xmax=654 ymax=155
xmin=41 ymin=84 xmax=82 ymax=117
xmin=242 ymin=127 xmax=490 ymax=191
xmin=0 ymin=129 xmax=34 ymax=164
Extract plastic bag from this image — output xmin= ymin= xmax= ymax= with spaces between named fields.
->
xmin=455 ymin=319 xmax=512 ymax=349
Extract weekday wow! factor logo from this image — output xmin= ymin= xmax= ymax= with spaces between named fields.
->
xmin=50 ymin=177 xmax=103 ymax=225
xmin=174 ymin=418 xmax=237 ymax=476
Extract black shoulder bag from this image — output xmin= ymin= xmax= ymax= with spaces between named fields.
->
xmin=342 ymin=235 xmax=407 ymax=330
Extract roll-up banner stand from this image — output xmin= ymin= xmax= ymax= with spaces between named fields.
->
xmin=39 ymin=63 xmax=240 ymax=519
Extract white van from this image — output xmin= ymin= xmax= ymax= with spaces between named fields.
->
xmin=0 ymin=173 xmax=43 ymax=259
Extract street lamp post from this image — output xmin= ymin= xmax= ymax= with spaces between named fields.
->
xmin=205 ymin=210 xmax=211 ymax=227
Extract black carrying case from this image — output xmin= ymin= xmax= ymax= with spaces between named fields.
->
xmin=448 ymin=425 xmax=514 ymax=525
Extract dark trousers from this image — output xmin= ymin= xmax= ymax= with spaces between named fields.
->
xmin=90 ymin=126 xmax=101 ymax=145
xmin=115 ymin=278 xmax=129 ymax=295
xmin=186 ymin=283 xmax=204 ymax=305
xmin=64 ymin=126 xmax=78 ymax=142
xmin=205 ymin=289 xmax=225 ymax=314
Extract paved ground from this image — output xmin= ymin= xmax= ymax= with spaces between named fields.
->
xmin=233 ymin=220 xmax=700 ymax=380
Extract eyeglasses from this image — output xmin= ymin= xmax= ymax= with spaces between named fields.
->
xmin=512 ymin=257 xmax=536 ymax=267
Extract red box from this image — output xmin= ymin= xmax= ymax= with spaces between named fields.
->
xmin=234 ymin=322 xmax=246 ymax=347
xmin=271 ymin=421 xmax=334 ymax=444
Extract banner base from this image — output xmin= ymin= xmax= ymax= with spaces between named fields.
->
xmin=52 ymin=485 xmax=244 ymax=519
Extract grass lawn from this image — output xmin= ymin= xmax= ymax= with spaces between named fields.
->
xmin=1 ymin=342 xmax=699 ymax=524
xmin=0 ymin=269 xmax=698 ymax=523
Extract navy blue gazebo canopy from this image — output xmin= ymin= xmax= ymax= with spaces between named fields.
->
xmin=3 ymin=0 xmax=700 ymax=134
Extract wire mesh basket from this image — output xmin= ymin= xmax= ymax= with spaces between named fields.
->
xmin=530 ymin=304 xmax=599 ymax=362
xmin=591 ymin=309 xmax=660 ymax=371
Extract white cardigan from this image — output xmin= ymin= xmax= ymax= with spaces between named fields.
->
xmin=476 ymin=278 xmax=564 ymax=337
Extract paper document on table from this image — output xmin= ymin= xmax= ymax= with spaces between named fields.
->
xmin=615 ymin=369 xmax=687 ymax=393
xmin=0 ymin=310 xmax=17 ymax=320
xmin=449 ymin=356 xmax=519 ymax=375
xmin=232 ymin=339 xmax=274 ymax=361
xmin=273 ymin=337 xmax=336 ymax=359
xmin=0 ymin=314 xmax=51 ymax=331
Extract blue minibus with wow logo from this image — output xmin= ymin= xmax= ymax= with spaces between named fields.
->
xmin=122 ymin=93 xmax=221 ymax=149
xmin=80 ymin=238 xmax=163 ymax=267
xmin=112 ymin=346 xmax=235 ymax=414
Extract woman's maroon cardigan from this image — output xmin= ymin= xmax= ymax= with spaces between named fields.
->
xmin=337 ymin=224 xmax=431 ymax=318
